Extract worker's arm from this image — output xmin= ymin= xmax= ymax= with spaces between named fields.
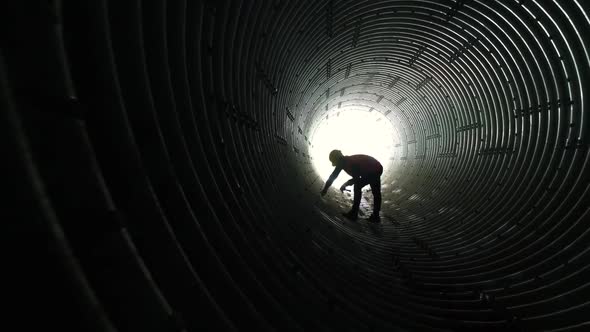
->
xmin=339 ymin=178 xmax=356 ymax=192
xmin=321 ymin=167 xmax=342 ymax=196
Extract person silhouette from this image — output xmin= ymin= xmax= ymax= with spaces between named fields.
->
xmin=320 ymin=150 xmax=383 ymax=222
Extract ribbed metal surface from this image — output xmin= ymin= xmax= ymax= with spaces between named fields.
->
xmin=3 ymin=0 xmax=589 ymax=331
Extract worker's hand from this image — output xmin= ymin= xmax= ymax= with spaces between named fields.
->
xmin=339 ymin=184 xmax=348 ymax=192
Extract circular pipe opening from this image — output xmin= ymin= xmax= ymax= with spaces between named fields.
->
xmin=310 ymin=108 xmax=398 ymax=188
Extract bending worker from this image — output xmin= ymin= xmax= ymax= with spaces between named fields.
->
xmin=320 ymin=150 xmax=383 ymax=222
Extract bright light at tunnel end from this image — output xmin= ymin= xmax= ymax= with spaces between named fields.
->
xmin=310 ymin=109 xmax=397 ymax=188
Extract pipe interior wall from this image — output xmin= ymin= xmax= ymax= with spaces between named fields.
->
xmin=2 ymin=0 xmax=589 ymax=331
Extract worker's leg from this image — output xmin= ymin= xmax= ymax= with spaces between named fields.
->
xmin=369 ymin=175 xmax=382 ymax=216
xmin=350 ymin=177 xmax=368 ymax=214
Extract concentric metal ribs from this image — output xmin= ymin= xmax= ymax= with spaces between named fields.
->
xmin=2 ymin=0 xmax=588 ymax=331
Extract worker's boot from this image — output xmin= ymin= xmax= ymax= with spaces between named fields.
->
xmin=342 ymin=210 xmax=358 ymax=220
xmin=367 ymin=213 xmax=380 ymax=223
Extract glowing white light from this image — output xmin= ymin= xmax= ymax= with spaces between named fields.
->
xmin=310 ymin=109 xmax=396 ymax=188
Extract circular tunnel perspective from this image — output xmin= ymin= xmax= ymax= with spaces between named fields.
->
xmin=3 ymin=0 xmax=589 ymax=331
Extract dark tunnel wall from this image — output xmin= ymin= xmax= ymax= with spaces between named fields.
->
xmin=3 ymin=0 xmax=589 ymax=331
